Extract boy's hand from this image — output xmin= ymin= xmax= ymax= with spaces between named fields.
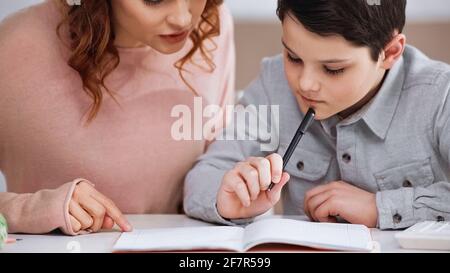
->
xmin=217 ymin=153 xmax=290 ymax=219
xmin=69 ymin=182 xmax=133 ymax=233
xmin=304 ymin=181 xmax=378 ymax=227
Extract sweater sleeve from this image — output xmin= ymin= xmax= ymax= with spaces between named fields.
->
xmin=0 ymin=178 xmax=90 ymax=235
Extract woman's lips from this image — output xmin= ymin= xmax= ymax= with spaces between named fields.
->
xmin=159 ymin=31 xmax=190 ymax=44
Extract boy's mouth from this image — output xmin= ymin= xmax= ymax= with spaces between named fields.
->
xmin=300 ymin=94 xmax=324 ymax=104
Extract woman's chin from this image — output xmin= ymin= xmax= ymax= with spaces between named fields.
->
xmin=150 ymin=41 xmax=187 ymax=55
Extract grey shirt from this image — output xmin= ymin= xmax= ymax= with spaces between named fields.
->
xmin=184 ymin=45 xmax=450 ymax=230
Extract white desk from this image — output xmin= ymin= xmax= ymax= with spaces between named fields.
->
xmin=0 ymin=214 xmax=441 ymax=253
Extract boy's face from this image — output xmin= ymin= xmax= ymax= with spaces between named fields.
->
xmin=282 ymin=15 xmax=387 ymax=120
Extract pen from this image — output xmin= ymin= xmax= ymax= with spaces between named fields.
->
xmin=267 ymin=108 xmax=316 ymax=191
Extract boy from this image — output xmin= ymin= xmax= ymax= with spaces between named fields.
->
xmin=184 ymin=0 xmax=450 ymax=229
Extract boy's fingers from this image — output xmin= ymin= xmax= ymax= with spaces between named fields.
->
xmin=305 ymin=185 xmax=329 ymax=203
xmin=248 ymin=157 xmax=272 ymax=190
xmin=267 ymin=172 xmax=290 ymax=204
xmin=306 ymin=191 xmax=334 ymax=222
xmin=69 ymin=214 xmax=82 ymax=233
xmin=305 ymin=182 xmax=344 ymax=204
xmin=304 ymin=183 xmax=334 ymax=215
xmin=266 ymin=153 xmax=283 ymax=183
xmin=314 ymin=201 xmax=338 ymax=223
xmin=236 ymin=163 xmax=261 ymax=200
xmin=92 ymin=193 xmax=132 ymax=232
xmin=231 ymin=179 xmax=251 ymax=207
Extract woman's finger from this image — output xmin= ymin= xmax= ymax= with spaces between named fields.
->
xmin=101 ymin=215 xmax=115 ymax=230
xmin=91 ymin=193 xmax=132 ymax=232
xmin=78 ymin=195 xmax=106 ymax=232
xmin=69 ymin=200 xmax=94 ymax=230
xmin=69 ymin=214 xmax=82 ymax=233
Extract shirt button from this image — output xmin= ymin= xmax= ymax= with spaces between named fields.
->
xmin=297 ymin=161 xmax=304 ymax=171
xmin=437 ymin=216 xmax=445 ymax=222
xmin=342 ymin=153 xmax=351 ymax=163
xmin=393 ymin=213 xmax=402 ymax=224
xmin=402 ymin=180 xmax=412 ymax=187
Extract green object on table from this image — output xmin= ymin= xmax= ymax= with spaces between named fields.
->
xmin=0 ymin=214 xmax=7 ymax=248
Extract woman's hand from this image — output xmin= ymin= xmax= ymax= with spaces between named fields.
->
xmin=217 ymin=153 xmax=290 ymax=220
xmin=69 ymin=182 xmax=132 ymax=233
xmin=304 ymin=181 xmax=378 ymax=227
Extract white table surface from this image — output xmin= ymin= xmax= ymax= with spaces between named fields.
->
xmin=0 ymin=214 xmax=443 ymax=253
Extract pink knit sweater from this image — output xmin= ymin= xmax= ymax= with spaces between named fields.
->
xmin=0 ymin=0 xmax=235 ymax=235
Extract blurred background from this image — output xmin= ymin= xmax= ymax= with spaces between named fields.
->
xmin=1 ymin=0 xmax=450 ymax=192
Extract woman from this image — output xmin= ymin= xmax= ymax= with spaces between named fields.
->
xmin=0 ymin=0 xmax=235 ymax=235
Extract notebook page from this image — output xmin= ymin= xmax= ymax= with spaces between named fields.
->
xmin=113 ymin=226 xmax=245 ymax=252
xmin=242 ymin=218 xmax=372 ymax=251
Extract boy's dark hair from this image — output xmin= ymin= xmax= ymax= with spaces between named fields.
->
xmin=277 ymin=0 xmax=407 ymax=61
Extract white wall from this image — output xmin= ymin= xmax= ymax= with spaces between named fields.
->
xmin=227 ymin=0 xmax=450 ymax=22
xmin=0 ymin=0 xmax=43 ymax=21
xmin=1 ymin=0 xmax=450 ymax=22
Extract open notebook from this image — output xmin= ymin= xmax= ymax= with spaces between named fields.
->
xmin=113 ymin=218 xmax=374 ymax=252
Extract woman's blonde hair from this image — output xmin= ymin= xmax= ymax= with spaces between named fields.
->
xmin=57 ymin=0 xmax=223 ymax=123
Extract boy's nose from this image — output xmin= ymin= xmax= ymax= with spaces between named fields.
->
xmin=167 ymin=0 xmax=192 ymax=30
xmin=298 ymin=71 xmax=320 ymax=93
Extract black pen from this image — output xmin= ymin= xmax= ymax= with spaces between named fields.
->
xmin=267 ymin=108 xmax=316 ymax=191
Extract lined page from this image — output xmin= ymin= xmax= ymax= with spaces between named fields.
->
xmin=113 ymin=226 xmax=245 ymax=252
xmin=243 ymin=218 xmax=372 ymax=251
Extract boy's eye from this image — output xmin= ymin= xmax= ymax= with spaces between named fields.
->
xmin=324 ymin=67 xmax=345 ymax=76
xmin=286 ymin=52 xmax=302 ymax=64
xmin=143 ymin=0 xmax=164 ymax=6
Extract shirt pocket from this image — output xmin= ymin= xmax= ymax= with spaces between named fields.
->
xmin=373 ymin=157 xmax=435 ymax=191
xmin=284 ymin=148 xmax=332 ymax=183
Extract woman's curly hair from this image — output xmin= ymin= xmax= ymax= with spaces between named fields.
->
xmin=56 ymin=0 xmax=223 ymax=123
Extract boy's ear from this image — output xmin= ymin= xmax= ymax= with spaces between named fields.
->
xmin=380 ymin=33 xmax=406 ymax=70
